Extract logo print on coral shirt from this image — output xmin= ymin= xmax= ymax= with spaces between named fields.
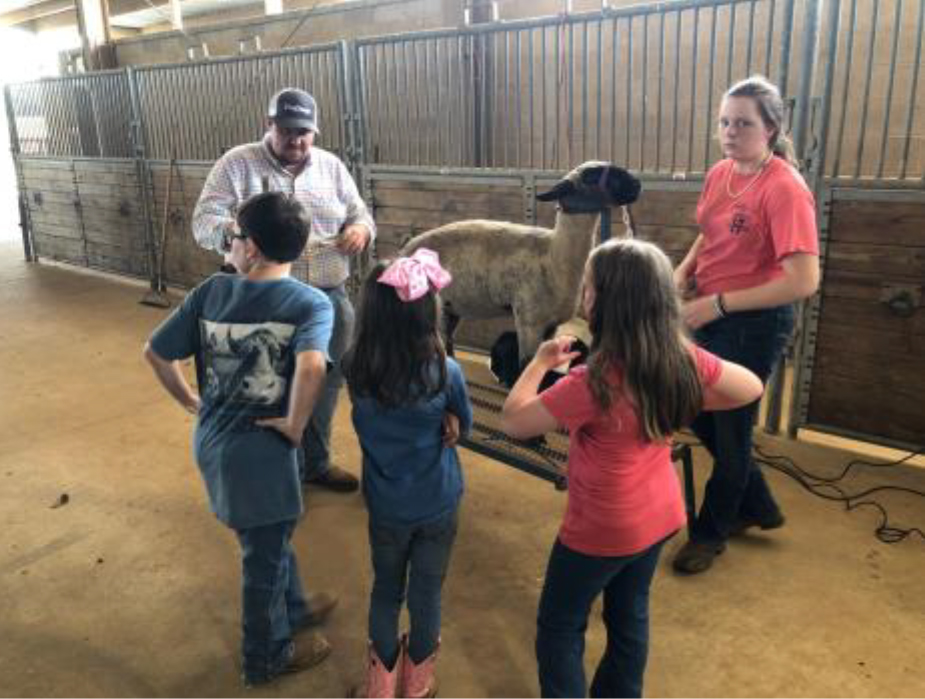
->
xmin=729 ymin=205 xmax=753 ymax=236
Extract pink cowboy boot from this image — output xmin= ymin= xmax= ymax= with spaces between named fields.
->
xmin=399 ymin=634 xmax=439 ymax=698
xmin=349 ymin=642 xmax=399 ymax=698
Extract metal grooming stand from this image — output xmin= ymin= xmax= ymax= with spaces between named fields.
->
xmin=458 ymin=358 xmax=699 ymax=537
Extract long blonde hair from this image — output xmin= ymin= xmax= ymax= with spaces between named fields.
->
xmin=584 ymin=239 xmax=702 ymax=442
xmin=725 ymin=74 xmax=800 ymax=168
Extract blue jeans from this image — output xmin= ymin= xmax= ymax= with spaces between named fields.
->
xmin=234 ymin=520 xmax=309 ymax=684
xmin=690 ymin=305 xmax=795 ymax=543
xmin=300 ymin=284 xmax=355 ymax=480
xmin=536 ymin=537 xmax=667 ymax=698
xmin=367 ymin=510 xmax=458 ymax=668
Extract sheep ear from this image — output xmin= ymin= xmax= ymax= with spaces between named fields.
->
xmin=608 ymin=168 xmax=642 ymax=205
xmin=536 ymin=180 xmax=576 ymax=201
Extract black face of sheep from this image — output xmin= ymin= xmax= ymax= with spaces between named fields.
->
xmin=536 ymin=163 xmax=641 ymax=214
xmin=490 ymin=330 xmax=589 ymax=390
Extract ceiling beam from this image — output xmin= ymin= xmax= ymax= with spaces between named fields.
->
xmin=0 ymin=0 xmax=74 ymax=27
xmin=75 ymin=0 xmax=114 ymax=68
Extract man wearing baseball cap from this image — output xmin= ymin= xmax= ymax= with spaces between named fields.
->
xmin=193 ymin=88 xmax=374 ymax=496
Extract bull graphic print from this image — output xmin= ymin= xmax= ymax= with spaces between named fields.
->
xmin=200 ymin=320 xmax=296 ymax=407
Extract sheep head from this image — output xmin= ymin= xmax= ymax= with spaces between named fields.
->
xmin=536 ymin=161 xmax=641 ymax=214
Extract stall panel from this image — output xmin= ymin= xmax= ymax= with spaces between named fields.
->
xmin=146 ymin=161 xmax=217 ymax=290
xmin=74 ymin=160 xmax=149 ymax=277
xmin=19 ymin=158 xmax=86 ymax=267
xmin=806 ymin=190 xmax=925 ymax=447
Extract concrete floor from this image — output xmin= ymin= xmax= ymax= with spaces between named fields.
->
xmin=1 ymin=242 xmax=923 ymax=698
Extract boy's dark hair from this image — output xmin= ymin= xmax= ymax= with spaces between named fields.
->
xmin=343 ymin=259 xmax=447 ymax=408
xmin=236 ymin=192 xmax=309 ymax=263
xmin=585 ymin=238 xmax=703 ymax=442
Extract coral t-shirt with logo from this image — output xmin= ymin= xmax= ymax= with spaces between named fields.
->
xmin=539 ymin=346 xmax=722 ymax=557
xmin=693 ymin=156 xmax=819 ymax=296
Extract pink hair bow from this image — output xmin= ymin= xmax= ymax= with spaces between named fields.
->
xmin=377 ymin=248 xmax=452 ymax=302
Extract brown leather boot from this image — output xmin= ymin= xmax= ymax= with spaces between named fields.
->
xmin=304 ymin=464 xmax=359 ymax=492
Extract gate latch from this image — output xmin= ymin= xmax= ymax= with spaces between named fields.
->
xmin=880 ymin=283 xmax=921 ymax=318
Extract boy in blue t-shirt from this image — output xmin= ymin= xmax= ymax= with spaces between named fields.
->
xmin=144 ymin=192 xmax=337 ymax=687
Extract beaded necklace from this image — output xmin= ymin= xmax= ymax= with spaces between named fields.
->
xmin=725 ymin=151 xmax=774 ymax=199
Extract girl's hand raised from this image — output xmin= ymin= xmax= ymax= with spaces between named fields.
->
xmin=533 ymin=335 xmax=582 ymax=371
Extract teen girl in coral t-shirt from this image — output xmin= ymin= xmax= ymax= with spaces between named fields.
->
xmin=672 ymin=75 xmax=820 ymax=576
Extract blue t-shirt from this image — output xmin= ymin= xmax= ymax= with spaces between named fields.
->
xmin=149 ymin=273 xmax=333 ymax=530
xmin=350 ymin=358 xmax=473 ymax=527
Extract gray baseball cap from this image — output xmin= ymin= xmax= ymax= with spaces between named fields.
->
xmin=268 ymin=88 xmax=319 ymax=133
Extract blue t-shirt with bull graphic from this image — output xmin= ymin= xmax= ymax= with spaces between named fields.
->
xmin=149 ymin=273 xmax=333 ymax=530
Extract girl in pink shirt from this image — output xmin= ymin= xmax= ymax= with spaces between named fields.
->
xmin=502 ymin=238 xmax=763 ymax=698
xmin=672 ymin=76 xmax=820 ymax=575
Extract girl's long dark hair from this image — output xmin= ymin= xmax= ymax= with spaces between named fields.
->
xmin=342 ymin=259 xmax=447 ymax=407
xmin=585 ymin=239 xmax=703 ymax=442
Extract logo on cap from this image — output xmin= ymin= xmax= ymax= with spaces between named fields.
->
xmin=268 ymin=88 xmax=319 ymax=132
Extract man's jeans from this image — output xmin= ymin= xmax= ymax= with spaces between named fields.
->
xmin=235 ymin=520 xmax=309 ymax=684
xmin=690 ymin=305 xmax=795 ymax=543
xmin=300 ymin=284 xmax=355 ymax=481
xmin=367 ymin=510 xmax=458 ymax=668
xmin=536 ymin=537 xmax=667 ymax=698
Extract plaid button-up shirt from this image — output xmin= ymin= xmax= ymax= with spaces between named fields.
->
xmin=193 ymin=138 xmax=376 ymax=288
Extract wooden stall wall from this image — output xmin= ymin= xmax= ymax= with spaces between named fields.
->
xmin=147 ymin=162 xmax=216 ymax=289
xmin=370 ymin=177 xmax=528 ymax=349
xmin=20 ymin=158 xmax=149 ymax=277
xmin=806 ymin=192 xmax=925 ymax=447
xmin=368 ymin=176 xmax=700 ymax=351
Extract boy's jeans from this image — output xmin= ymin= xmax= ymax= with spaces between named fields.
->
xmin=690 ymin=305 xmax=795 ymax=543
xmin=301 ymin=284 xmax=355 ymax=481
xmin=536 ymin=537 xmax=666 ymax=698
xmin=235 ymin=519 xmax=309 ymax=684
xmin=367 ymin=510 xmax=459 ymax=667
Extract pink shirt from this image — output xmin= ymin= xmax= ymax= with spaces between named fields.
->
xmin=694 ymin=156 xmax=819 ymax=296
xmin=540 ymin=346 xmax=722 ymax=557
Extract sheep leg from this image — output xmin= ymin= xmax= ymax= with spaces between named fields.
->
xmin=512 ymin=309 xmax=544 ymax=365
xmin=444 ymin=311 xmax=461 ymax=356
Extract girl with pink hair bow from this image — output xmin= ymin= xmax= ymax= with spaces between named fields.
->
xmin=342 ymin=248 xmax=472 ymax=698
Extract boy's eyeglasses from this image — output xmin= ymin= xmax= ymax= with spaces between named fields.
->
xmin=231 ymin=229 xmax=249 ymax=241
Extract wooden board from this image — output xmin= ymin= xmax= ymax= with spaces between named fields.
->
xmin=631 ymin=190 xmax=700 ymax=228
xmin=807 ymin=373 xmax=924 ymax=446
xmin=807 ymin=194 xmax=925 ymax=446
xmin=31 ymin=234 xmax=85 ymax=263
xmin=829 ymin=200 xmax=925 ymax=246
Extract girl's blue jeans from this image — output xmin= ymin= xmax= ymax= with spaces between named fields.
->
xmin=367 ymin=509 xmax=458 ymax=668
xmin=690 ymin=305 xmax=795 ymax=544
xmin=536 ymin=537 xmax=667 ymax=698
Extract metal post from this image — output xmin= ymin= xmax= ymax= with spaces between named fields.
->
xmin=4 ymin=85 xmax=34 ymax=262
xmin=126 ymin=67 xmax=161 ymax=292
xmin=776 ymin=0 xmax=796 ymax=93
xmin=339 ymin=40 xmax=364 ymax=179
xmin=791 ymin=0 xmax=821 ymax=161
xmin=787 ymin=0 xmax=842 ymax=438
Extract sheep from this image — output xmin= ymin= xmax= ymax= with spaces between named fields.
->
xmin=401 ymin=161 xmax=641 ymax=363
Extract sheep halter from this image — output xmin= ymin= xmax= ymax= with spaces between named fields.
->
xmin=378 ymin=248 xmax=452 ymax=302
